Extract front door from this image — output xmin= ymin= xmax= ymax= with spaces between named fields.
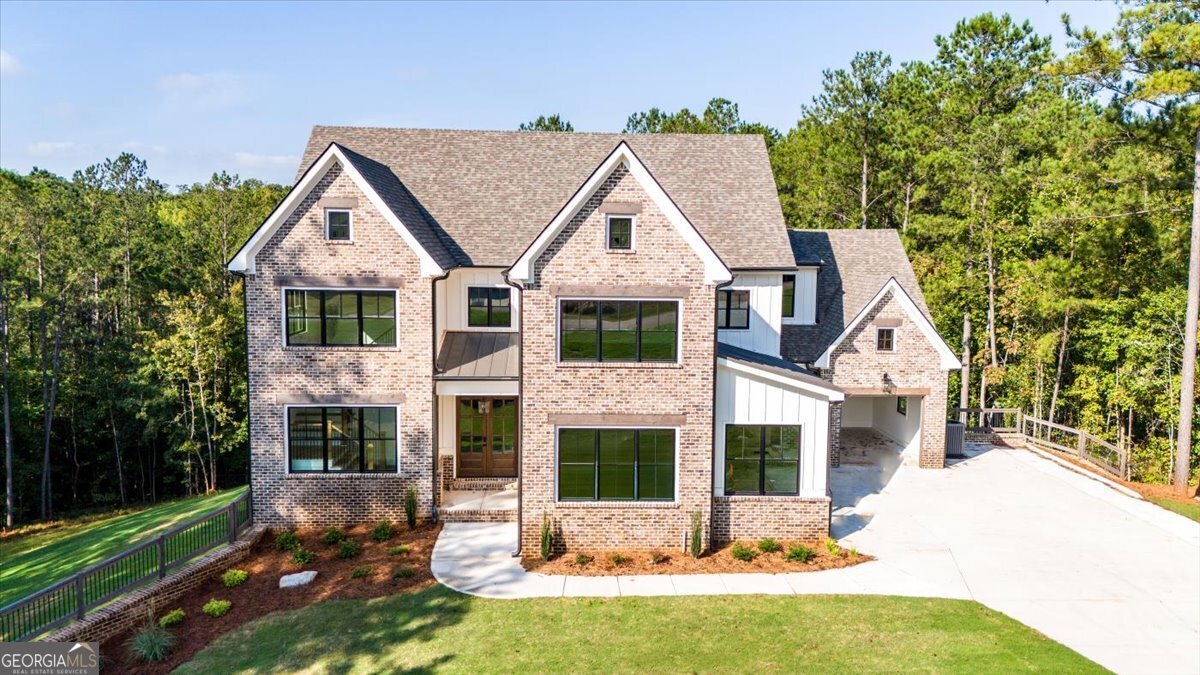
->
xmin=457 ymin=398 xmax=518 ymax=477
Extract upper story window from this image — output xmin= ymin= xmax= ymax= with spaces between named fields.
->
xmin=716 ymin=289 xmax=750 ymax=330
xmin=782 ymin=274 xmax=795 ymax=318
xmin=467 ymin=287 xmax=512 ymax=327
xmin=876 ymin=327 xmax=896 ymax=352
xmin=325 ymin=209 xmax=352 ymax=241
xmin=288 ymin=406 xmax=397 ymax=473
xmin=724 ymin=424 xmax=800 ymax=496
xmin=606 ymin=215 xmax=634 ymax=250
xmin=558 ymin=428 xmax=675 ymax=501
xmin=285 ymin=289 xmax=396 ymax=347
xmin=559 ymin=299 xmax=678 ymax=363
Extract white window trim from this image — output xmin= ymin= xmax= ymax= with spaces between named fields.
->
xmin=463 ymin=284 xmax=516 ymax=332
xmin=283 ymin=403 xmax=401 ymax=474
xmin=553 ymin=425 xmax=680 ymax=505
xmin=605 ymin=214 xmax=636 ymax=252
xmin=555 ymin=296 xmax=684 ymax=366
xmin=876 ymin=327 xmax=897 ymax=352
xmin=279 ymin=286 xmax=401 ymax=349
xmin=324 ymin=208 xmax=353 ymax=242
xmin=716 ymin=287 xmax=752 ymax=331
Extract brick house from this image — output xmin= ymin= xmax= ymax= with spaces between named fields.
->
xmin=227 ymin=127 xmax=960 ymax=555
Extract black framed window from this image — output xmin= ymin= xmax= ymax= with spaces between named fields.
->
xmin=717 ymin=289 xmax=750 ymax=329
xmin=559 ymin=299 xmax=678 ymax=362
xmin=782 ymin=274 xmax=795 ymax=318
xmin=724 ymin=425 xmax=800 ymax=495
xmin=876 ymin=327 xmax=895 ymax=352
xmin=606 ymin=216 xmax=633 ymax=250
xmin=467 ymin=287 xmax=512 ymax=327
xmin=557 ymin=428 xmax=675 ymax=501
xmin=325 ymin=209 xmax=351 ymax=241
xmin=288 ymin=406 xmax=397 ymax=473
xmin=897 ymin=396 xmax=907 ymax=416
xmin=285 ymin=290 xmax=395 ymax=346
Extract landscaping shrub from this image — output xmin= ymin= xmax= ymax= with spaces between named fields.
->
xmin=824 ymin=537 xmax=842 ymax=557
xmin=322 ymin=527 xmax=346 ymax=545
xmin=731 ymin=542 xmax=758 ymax=562
xmin=157 ymin=608 xmax=185 ymax=629
xmin=540 ymin=512 xmax=553 ymax=561
xmin=786 ymin=544 xmax=815 ymax=563
xmin=388 ymin=544 xmax=410 ymax=556
xmin=128 ymin=623 xmax=176 ymax=662
xmin=849 ymin=547 xmax=859 ymax=558
xmin=757 ymin=538 xmax=782 ymax=553
xmin=609 ymin=552 xmax=630 ymax=566
xmin=393 ymin=565 xmax=416 ymax=579
xmin=405 ymin=488 xmax=418 ymax=529
xmin=202 ymin=599 xmax=231 ymax=618
xmin=649 ymin=550 xmax=669 ymax=565
xmin=274 ymin=531 xmax=300 ymax=552
xmin=291 ymin=547 xmax=315 ymax=566
xmin=573 ymin=553 xmax=594 ymax=567
xmin=351 ymin=566 xmax=373 ymax=579
xmin=221 ymin=569 xmax=249 ymax=587
xmin=338 ymin=539 xmax=361 ymax=559
xmin=371 ymin=520 xmax=393 ymax=542
xmin=689 ymin=510 xmax=704 ymax=558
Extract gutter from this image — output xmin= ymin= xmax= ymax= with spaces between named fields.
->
xmin=500 ymin=269 xmax=525 ymax=558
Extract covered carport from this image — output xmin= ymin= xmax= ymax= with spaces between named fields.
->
xmin=839 ymin=392 xmax=922 ymax=465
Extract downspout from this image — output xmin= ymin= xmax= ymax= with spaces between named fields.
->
xmin=709 ymin=276 xmax=734 ymax=552
xmin=501 ymin=270 xmax=524 ymax=558
xmin=232 ymin=269 xmax=254 ymax=522
xmin=430 ymin=271 xmax=450 ymax=522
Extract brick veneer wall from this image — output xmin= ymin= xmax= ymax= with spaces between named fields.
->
xmin=829 ymin=401 xmax=843 ymax=468
xmin=518 ymin=165 xmax=716 ymax=555
xmin=244 ymin=164 xmax=434 ymax=526
xmin=711 ymin=496 xmax=830 ymax=543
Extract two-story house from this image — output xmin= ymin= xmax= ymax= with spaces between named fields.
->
xmin=227 ymin=127 xmax=959 ymax=555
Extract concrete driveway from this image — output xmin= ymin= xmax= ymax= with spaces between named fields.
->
xmin=832 ymin=445 xmax=1200 ymax=675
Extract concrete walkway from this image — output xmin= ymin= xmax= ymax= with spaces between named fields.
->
xmin=431 ymin=446 xmax=1200 ymax=674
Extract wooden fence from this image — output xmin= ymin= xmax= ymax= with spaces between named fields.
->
xmin=0 ymin=490 xmax=252 ymax=642
xmin=949 ymin=407 xmax=1129 ymax=480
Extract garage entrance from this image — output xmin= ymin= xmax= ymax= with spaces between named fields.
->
xmin=840 ymin=394 xmax=922 ymax=465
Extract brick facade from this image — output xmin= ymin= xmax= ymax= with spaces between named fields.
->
xmin=711 ymin=496 xmax=830 ymax=543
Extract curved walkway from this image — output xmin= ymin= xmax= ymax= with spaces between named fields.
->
xmin=431 ymin=446 xmax=1200 ymax=674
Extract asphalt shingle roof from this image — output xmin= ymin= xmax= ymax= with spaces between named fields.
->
xmin=717 ymin=342 xmax=843 ymax=392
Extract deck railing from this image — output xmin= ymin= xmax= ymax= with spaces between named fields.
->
xmin=947 ymin=407 xmax=1128 ymax=480
xmin=0 ymin=490 xmax=252 ymax=642
xmin=949 ymin=407 xmax=1023 ymax=432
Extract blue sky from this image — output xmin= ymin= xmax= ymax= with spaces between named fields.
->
xmin=0 ymin=1 xmax=1119 ymax=187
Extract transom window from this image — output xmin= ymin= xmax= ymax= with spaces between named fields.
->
xmin=559 ymin=299 xmax=678 ymax=362
xmin=876 ymin=327 xmax=895 ymax=352
xmin=467 ymin=287 xmax=512 ymax=327
xmin=325 ymin=209 xmax=351 ymax=241
xmin=285 ymin=289 xmax=396 ymax=346
xmin=558 ymin=428 xmax=675 ymax=501
xmin=782 ymin=274 xmax=795 ymax=318
xmin=717 ymin=289 xmax=750 ymax=329
xmin=724 ymin=425 xmax=800 ymax=495
xmin=606 ymin=215 xmax=634 ymax=250
xmin=288 ymin=406 xmax=397 ymax=473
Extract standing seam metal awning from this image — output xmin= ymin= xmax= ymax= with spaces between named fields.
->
xmin=435 ymin=331 xmax=519 ymax=379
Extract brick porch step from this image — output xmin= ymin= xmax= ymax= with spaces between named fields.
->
xmin=447 ymin=477 xmax=519 ymax=492
xmin=440 ymin=508 xmax=517 ymax=523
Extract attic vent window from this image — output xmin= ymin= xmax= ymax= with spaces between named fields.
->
xmin=606 ymin=215 xmax=634 ymax=251
xmin=325 ymin=209 xmax=352 ymax=241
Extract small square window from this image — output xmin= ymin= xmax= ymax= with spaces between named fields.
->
xmin=606 ymin=215 xmax=633 ymax=250
xmin=876 ymin=327 xmax=895 ymax=352
xmin=326 ymin=209 xmax=351 ymax=241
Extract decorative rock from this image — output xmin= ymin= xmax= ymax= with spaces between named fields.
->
xmin=279 ymin=571 xmax=317 ymax=588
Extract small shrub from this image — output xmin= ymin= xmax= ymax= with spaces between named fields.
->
xmin=351 ymin=565 xmax=373 ymax=579
xmin=338 ymin=539 xmax=361 ymax=559
xmin=849 ymin=547 xmax=859 ymax=558
xmin=730 ymin=542 xmax=758 ymax=562
xmin=824 ymin=537 xmax=842 ymax=557
xmin=609 ymin=552 xmax=630 ymax=566
xmin=128 ymin=624 xmax=176 ymax=662
xmin=573 ymin=553 xmax=594 ymax=567
xmin=388 ymin=544 xmax=410 ymax=556
xmin=202 ymin=599 xmax=231 ymax=618
xmin=540 ymin=512 xmax=553 ymax=561
xmin=291 ymin=547 xmax=315 ymax=566
xmin=405 ymin=488 xmax=418 ymax=529
xmin=157 ymin=608 xmax=185 ymax=629
xmin=221 ymin=569 xmax=248 ymax=587
xmin=322 ymin=527 xmax=346 ymax=545
xmin=786 ymin=544 xmax=816 ymax=563
xmin=274 ymin=531 xmax=300 ymax=552
xmin=371 ymin=520 xmax=393 ymax=542
xmin=649 ymin=550 xmax=669 ymax=565
xmin=689 ymin=511 xmax=704 ymax=558
xmin=393 ymin=565 xmax=416 ymax=579
xmin=757 ymin=538 xmax=782 ymax=553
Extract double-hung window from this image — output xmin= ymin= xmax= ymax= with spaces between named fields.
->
xmin=558 ymin=428 xmax=675 ymax=501
xmin=782 ymin=274 xmax=796 ymax=319
xmin=285 ymin=289 xmax=396 ymax=346
xmin=606 ymin=215 xmax=634 ymax=250
xmin=559 ymin=299 xmax=678 ymax=362
xmin=288 ymin=406 xmax=397 ymax=473
xmin=467 ymin=287 xmax=512 ymax=327
xmin=325 ymin=209 xmax=352 ymax=241
xmin=724 ymin=425 xmax=800 ymax=495
xmin=716 ymin=289 xmax=750 ymax=329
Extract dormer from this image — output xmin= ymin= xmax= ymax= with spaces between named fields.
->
xmin=781 ymin=267 xmax=818 ymax=325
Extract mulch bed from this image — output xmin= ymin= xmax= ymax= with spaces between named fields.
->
xmin=523 ymin=540 xmax=872 ymax=576
xmin=101 ymin=522 xmax=441 ymax=674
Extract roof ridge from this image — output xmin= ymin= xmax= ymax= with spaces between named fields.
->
xmin=311 ymin=124 xmax=765 ymax=141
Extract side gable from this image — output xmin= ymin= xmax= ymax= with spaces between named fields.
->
xmin=507 ymin=142 xmax=732 ymax=286
xmin=227 ymin=143 xmax=446 ymax=277
xmin=813 ymin=278 xmax=960 ymax=371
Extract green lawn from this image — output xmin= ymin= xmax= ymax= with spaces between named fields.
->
xmin=1150 ymin=497 xmax=1200 ymax=522
xmin=178 ymin=585 xmax=1102 ymax=674
xmin=0 ymin=487 xmax=246 ymax=606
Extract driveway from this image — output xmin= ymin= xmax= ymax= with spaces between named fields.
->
xmin=832 ymin=445 xmax=1200 ymax=675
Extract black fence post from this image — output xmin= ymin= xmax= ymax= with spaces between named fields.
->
xmin=227 ymin=502 xmax=237 ymax=544
xmin=74 ymin=575 xmax=85 ymax=620
xmin=157 ymin=536 xmax=167 ymax=578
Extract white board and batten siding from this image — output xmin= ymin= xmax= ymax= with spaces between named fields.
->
xmin=782 ymin=267 xmax=818 ymax=326
xmin=717 ymin=273 xmax=784 ymax=357
xmin=435 ymin=268 xmax=520 ymax=336
xmin=714 ymin=362 xmax=832 ymax=498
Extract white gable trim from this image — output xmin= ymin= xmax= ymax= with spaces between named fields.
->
xmin=813 ymin=278 xmax=960 ymax=371
xmin=227 ymin=144 xmax=444 ymax=277
xmin=717 ymin=358 xmax=846 ymax=402
xmin=507 ymin=142 xmax=732 ymax=285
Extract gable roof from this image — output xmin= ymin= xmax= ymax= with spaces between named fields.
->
xmin=228 ymin=143 xmax=448 ymax=276
xmin=781 ymin=229 xmax=954 ymax=367
xmin=298 ymin=126 xmax=794 ymax=269
xmin=509 ymin=142 xmax=731 ymax=285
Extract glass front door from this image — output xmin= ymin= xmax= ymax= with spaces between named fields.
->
xmin=457 ymin=397 xmax=518 ymax=477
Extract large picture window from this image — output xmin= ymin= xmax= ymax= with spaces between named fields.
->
xmin=724 ymin=425 xmax=800 ymax=495
xmin=467 ymin=287 xmax=512 ymax=327
xmin=717 ymin=289 xmax=750 ymax=329
xmin=288 ymin=406 xmax=397 ymax=473
xmin=558 ymin=428 xmax=675 ymax=501
xmin=559 ymin=299 xmax=678 ymax=362
xmin=285 ymin=289 xmax=396 ymax=346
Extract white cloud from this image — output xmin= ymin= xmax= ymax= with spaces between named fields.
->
xmin=27 ymin=141 xmax=76 ymax=156
xmin=123 ymin=140 xmax=168 ymax=154
xmin=47 ymin=102 xmax=81 ymax=119
xmin=0 ymin=49 xmax=21 ymax=76
xmin=156 ymin=71 xmax=251 ymax=107
xmin=233 ymin=152 xmax=297 ymax=169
